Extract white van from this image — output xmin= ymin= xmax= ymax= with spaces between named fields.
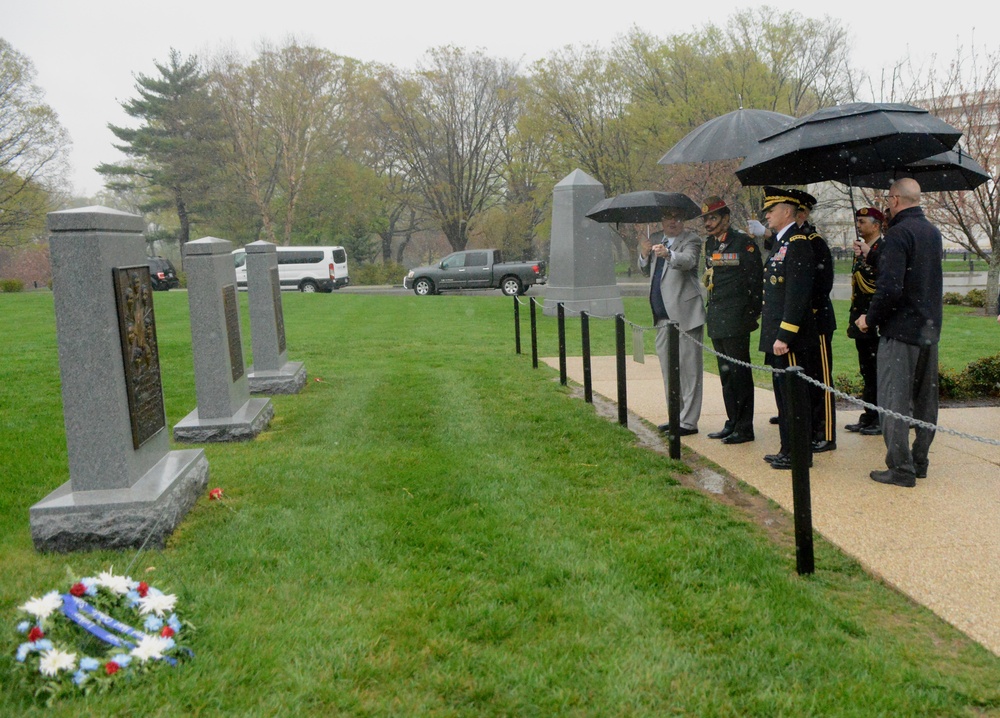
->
xmin=233 ymin=246 xmax=349 ymax=293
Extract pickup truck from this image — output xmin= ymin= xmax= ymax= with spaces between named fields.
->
xmin=403 ymin=249 xmax=547 ymax=296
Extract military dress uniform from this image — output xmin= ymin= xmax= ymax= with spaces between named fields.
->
xmin=847 ymin=211 xmax=883 ymax=432
xmin=759 ymin=195 xmax=817 ymax=464
xmin=801 ymin=219 xmax=837 ymax=450
xmin=705 ymin=227 xmax=763 ymax=440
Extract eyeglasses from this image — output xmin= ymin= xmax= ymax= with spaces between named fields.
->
xmin=886 ymin=194 xmax=900 ymax=201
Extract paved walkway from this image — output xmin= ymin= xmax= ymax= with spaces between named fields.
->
xmin=543 ymin=354 xmax=1000 ymax=656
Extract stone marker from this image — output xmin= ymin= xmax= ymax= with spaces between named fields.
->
xmin=173 ymin=236 xmax=274 ymax=443
xmin=29 ymin=206 xmax=208 ymax=553
xmin=543 ymin=169 xmax=625 ymax=318
xmin=244 ymin=241 xmax=307 ymax=394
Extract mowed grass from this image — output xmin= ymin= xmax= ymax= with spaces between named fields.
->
xmin=1 ymin=291 xmax=1000 ymax=716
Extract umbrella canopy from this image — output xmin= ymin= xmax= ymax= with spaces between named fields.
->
xmin=585 ymin=191 xmax=701 ymax=224
xmin=735 ymin=102 xmax=962 ymax=186
xmin=658 ymin=108 xmax=794 ymax=165
xmin=849 ymin=149 xmax=990 ymax=192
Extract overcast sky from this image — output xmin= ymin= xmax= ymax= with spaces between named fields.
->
xmin=4 ymin=0 xmax=996 ymax=196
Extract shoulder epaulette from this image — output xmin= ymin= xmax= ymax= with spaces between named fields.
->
xmin=788 ymin=233 xmax=809 ymax=242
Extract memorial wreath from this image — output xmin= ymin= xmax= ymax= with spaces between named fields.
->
xmin=11 ymin=568 xmax=192 ymax=703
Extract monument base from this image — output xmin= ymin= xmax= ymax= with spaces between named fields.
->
xmin=173 ymin=397 xmax=274 ymax=443
xmin=542 ymin=284 xmax=625 ymax=318
xmin=29 ymin=449 xmax=209 ymax=553
xmin=248 ymin=361 xmax=306 ymax=395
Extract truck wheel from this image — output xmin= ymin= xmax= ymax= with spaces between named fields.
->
xmin=500 ymin=276 xmax=522 ymax=297
xmin=413 ymin=278 xmax=434 ymax=296
xmin=300 ymin=280 xmax=318 ymax=293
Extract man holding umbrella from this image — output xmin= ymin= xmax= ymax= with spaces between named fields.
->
xmin=701 ymin=196 xmax=762 ymax=444
xmin=856 ymin=178 xmax=943 ymax=488
xmin=759 ymin=188 xmax=818 ymax=470
xmin=639 ymin=206 xmax=706 ymax=436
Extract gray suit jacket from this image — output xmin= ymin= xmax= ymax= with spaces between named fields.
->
xmin=639 ymin=229 xmax=707 ymax=332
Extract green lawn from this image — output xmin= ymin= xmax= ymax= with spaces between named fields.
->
xmin=2 ymin=292 xmax=1000 ymax=716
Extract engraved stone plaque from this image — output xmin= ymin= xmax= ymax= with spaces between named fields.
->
xmin=271 ymin=266 xmax=286 ymax=354
xmin=113 ymin=265 xmax=166 ymax=449
xmin=222 ymin=283 xmax=245 ymax=382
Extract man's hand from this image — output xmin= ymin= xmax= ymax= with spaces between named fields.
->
xmin=773 ymin=339 xmax=789 ymax=356
xmin=855 ymin=315 xmax=869 ymax=332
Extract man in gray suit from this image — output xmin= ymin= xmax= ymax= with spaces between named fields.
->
xmin=639 ymin=206 xmax=706 ymax=436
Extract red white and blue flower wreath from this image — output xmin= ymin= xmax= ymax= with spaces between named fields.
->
xmin=12 ymin=569 xmax=192 ymax=701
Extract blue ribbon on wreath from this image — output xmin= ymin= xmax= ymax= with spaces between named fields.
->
xmin=60 ymin=594 xmax=178 ymax=666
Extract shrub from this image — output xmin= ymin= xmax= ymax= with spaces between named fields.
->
xmin=834 ymin=372 xmax=864 ymax=398
xmin=938 ymin=367 xmax=974 ymax=401
xmin=352 ymin=262 xmax=409 ymax=286
xmin=964 ymin=288 xmax=987 ymax=307
xmin=964 ymin=353 xmax=1000 ymax=397
xmin=942 ymin=292 xmax=965 ymax=306
xmin=0 ymin=278 xmax=24 ymax=293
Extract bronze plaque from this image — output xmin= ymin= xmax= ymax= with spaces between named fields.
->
xmin=271 ymin=266 xmax=286 ymax=354
xmin=223 ymin=284 xmax=245 ymax=382
xmin=113 ymin=265 xmax=166 ymax=450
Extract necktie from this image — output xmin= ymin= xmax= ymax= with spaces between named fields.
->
xmin=650 ymin=255 xmax=668 ymax=322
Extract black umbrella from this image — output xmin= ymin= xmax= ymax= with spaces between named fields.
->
xmin=585 ymin=191 xmax=701 ymax=224
xmin=849 ymin=148 xmax=990 ymax=192
xmin=658 ymin=108 xmax=794 ymax=165
xmin=735 ymin=102 xmax=962 ymax=186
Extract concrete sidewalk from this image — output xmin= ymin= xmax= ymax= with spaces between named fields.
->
xmin=543 ymin=354 xmax=1000 ymax=656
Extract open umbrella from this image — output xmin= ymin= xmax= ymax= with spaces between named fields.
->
xmin=585 ymin=191 xmax=701 ymax=224
xmin=735 ymin=102 xmax=962 ymax=186
xmin=849 ymin=148 xmax=990 ymax=192
xmin=658 ymin=108 xmax=794 ymax=165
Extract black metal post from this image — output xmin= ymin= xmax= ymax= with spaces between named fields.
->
xmin=513 ymin=295 xmax=521 ymax=355
xmin=615 ymin=314 xmax=628 ymax=426
xmin=581 ymin=311 xmax=592 ymax=403
xmin=530 ymin=298 xmax=538 ymax=369
xmin=557 ymin=302 xmax=567 ymax=386
xmin=784 ymin=365 xmax=815 ymax=575
xmin=666 ymin=320 xmax=681 ymax=460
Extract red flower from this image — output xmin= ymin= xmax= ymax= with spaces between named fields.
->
xmin=209 ymin=488 xmax=224 ymax=501
xmin=27 ymin=626 xmax=44 ymax=642
xmin=137 ymin=581 xmax=149 ymax=598
xmin=70 ymin=582 xmax=86 ymax=597
xmin=105 ymin=661 xmax=120 ymax=676
xmin=160 ymin=625 xmax=176 ymax=638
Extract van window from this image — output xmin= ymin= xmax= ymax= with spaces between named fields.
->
xmin=332 ymin=248 xmax=347 ymax=264
xmin=277 ymin=250 xmax=324 ymax=265
xmin=464 ymin=252 xmax=488 ymax=267
xmin=234 ymin=252 xmax=246 ymax=268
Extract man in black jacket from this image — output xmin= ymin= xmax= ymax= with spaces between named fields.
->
xmin=701 ymin=197 xmax=763 ymax=444
xmin=856 ymin=178 xmax=942 ymax=488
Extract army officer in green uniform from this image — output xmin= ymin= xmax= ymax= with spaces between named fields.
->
xmin=701 ymin=197 xmax=763 ymax=444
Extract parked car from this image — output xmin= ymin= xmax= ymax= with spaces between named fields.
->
xmin=147 ymin=257 xmax=180 ymax=291
xmin=403 ymin=249 xmax=546 ymax=296
xmin=232 ymin=246 xmax=349 ymax=293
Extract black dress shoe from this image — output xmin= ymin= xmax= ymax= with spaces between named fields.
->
xmin=771 ymin=455 xmax=812 ymax=470
xmin=707 ymin=427 xmax=734 ymax=439
xmin=675 ymin=427 xmax=698 ymax=437
xmin=769 ymin=416 xmax=780 ymax=425
xmin=915 ymin=463 xmax=928 ymax=479
xmin=657 ymin=423 xmax=670 ymax=432
xmin=844 ymin=422 xmax=863 ymax=432
xmin=870 ymin=469 xmax=915 ymax=487
xmin=722 ymin=432 xmax=754 ymax=445
xmin=811 ymin=440 xmax=837 ymax=453
xmin=859 ymin=425 xmax=882 ymax=436
xmin=763 ymin=452 xmax=786 ymax=464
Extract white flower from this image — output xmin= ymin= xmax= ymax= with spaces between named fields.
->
xmin=138 ymin=592 xmax=177 ymax=617
xmin=19 ymin=591 xmax=62 ymax=621
xmin=38 ymin=648 xmax=77 ymax=677
xmin=130 ymin=635 xmax=172 ymax=663
xmin=96 ymin=570 xmax=134 ymax=595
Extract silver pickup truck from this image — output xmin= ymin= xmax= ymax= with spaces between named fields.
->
xmin=403 ymin=249 xmax=547 ymax=296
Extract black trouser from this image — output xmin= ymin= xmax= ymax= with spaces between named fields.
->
xmin=767 ymin=350 xmax=812 ymax=455
xmin=801 ymin=332 xmax=836 ymax=443
xmin=855 ymin=334 xmax=880 ymax=425
xmin=712 ymin=334 xmax=754 ymax=435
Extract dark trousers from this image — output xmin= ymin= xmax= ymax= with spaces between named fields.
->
xmin=712 ymin=334 xmax=754 ymax=435
xmin=802 ymin=332 xmax=836 ymax=443
xmin=768 ymin=350 xmax=812 ymax=455
xmin=855 ymin=334 xmax=880 ymax=425
xmin=877 ymin=337 xmax=938 ymax=478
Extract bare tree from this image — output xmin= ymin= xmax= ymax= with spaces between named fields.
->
xmin=378 ymin=47 xmax=520 ymax=252
xmin=0 ymin=38 xmax=70 ymax=245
